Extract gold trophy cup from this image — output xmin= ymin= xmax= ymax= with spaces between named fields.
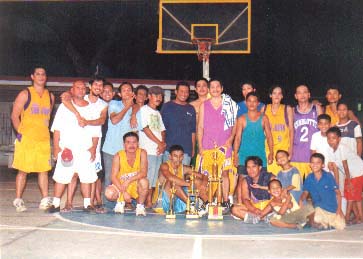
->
xmin=166 ymin=182 xmax=177 ymax=219
xmin=208 ymin=146 xmax=223 ymax=220
xmin=186 ymin=170 xmax=199 ymax=219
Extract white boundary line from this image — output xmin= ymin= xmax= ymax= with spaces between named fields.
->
xmin=1 ymin=223 xmax=363 ymax=244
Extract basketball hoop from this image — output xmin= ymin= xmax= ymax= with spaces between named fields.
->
xmin=192 ymin=38 xmax=213 ymax=62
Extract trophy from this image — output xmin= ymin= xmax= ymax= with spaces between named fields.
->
xmin=166 ymin=182 xmax=177 ymax=219
xmin=208 ymin=145 xmax=223 ymax=220
xmin=185 ymin=169 xmax=199 ymax=219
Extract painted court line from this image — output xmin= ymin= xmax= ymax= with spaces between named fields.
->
xmin=2 ymin=223 xmax=362 ymax=244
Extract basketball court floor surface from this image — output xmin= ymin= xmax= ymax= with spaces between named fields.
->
xmin=1 ymin=166 xmax=363 ymax=259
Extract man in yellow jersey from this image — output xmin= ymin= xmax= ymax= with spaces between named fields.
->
xmin=104 ymin=132 xmax=149 ymax=216
xmin=159 ymin=145 xmax=208 ymax=214
xmin=11 ymin=67 xmax=55 ymax=212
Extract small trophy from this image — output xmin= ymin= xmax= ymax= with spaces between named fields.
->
xmin=208 ymin=145 xmax=223 ymax=220
xmin=166 ymin=182 xmax=177 ymax=219
xmin=186 ymin=169 xmax=199 ymax=219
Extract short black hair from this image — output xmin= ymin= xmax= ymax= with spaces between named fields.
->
xmin=325 ymin=83 xmax=340 ymax=93
xmin=169 ymin=144 xmax=184 ymax=154
xmin=241 ymin=81 xmax=256 ymax=89
xmin=275 ymin=149 xmax=289 ymax=159
xmin=103 ymin=81 xmax=114 ymax=89
xmin=176 ymin=81 xmax=190 ymax=91
xmin=269 ymin=84 xmax=285 ymax=96
xmin=208 ymin=78 xmax=223 ymax=88
xmin=317 ymin=114 xmax=331 ymax=123
xmin=245 ymin=156 xmax=263 ymax=167
xmin=310 ymin=153 xmax=325 ymax=164
xmin=118 ymin=81 xmax=134 ymax=93
xmin=245 ymin=92 xmax=260 ymax=101
xmin=295 ymin=84 xmax=310 ymax=93
xmin=123 ymin=131 xmax=139 ymax=142
xmin=32 ymin=66 xmax=46 ymax=75
xmin=135 ymin=84 xmax=148 ymax=95
xmin=89 ymin=75 xmax=105 ymax=85
xmin=268 ymin=179 xmax=282 ymax=189
xmin=337 ymin=101 xmax=350 ymax=110
xmin=327 ymin=126 xmax=341 ymax=137
xmin=194 ymin=78 xmax=209 ymax=87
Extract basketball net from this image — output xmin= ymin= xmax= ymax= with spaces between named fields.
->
xmin=193 ymin=38 xmax=213 ymax=80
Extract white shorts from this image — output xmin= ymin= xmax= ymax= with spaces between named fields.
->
xmin=94 ymin=149 xmax=102 ymax=173
xmin=53 ymin=150 xmax=97 ymax=184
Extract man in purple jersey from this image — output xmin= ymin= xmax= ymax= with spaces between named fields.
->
xmin=291 ymin=85 xmax=322 ymax=179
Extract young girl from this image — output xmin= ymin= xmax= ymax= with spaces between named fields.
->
xmin=275 ymin=150 xmax=303 ymax=203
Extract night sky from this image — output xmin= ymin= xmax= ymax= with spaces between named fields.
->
xmin=1 ymin=1 xmax=363 ymax=106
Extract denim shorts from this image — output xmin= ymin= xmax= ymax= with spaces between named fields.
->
xmin=147 ymin=155 xmax=163 ymax=188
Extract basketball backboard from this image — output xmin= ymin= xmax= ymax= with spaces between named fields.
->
xmin=157 ymin=0 xmax=251 ymax=54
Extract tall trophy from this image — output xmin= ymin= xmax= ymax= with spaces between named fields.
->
xmin=208 ymin=145 xmax=223 ymax=220
xmin=166 ymin=182 xmax=176 ymax=219
xmin=185 ymin=169 xmax=199 ymax=219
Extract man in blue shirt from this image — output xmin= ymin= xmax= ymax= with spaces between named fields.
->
xmin=161 ymin=81 xmax=196 ymax=165
xmin=237 ymin=81 xmax=265 ymax=117
xmin=299 ymin=153 xmax=345 ymax=230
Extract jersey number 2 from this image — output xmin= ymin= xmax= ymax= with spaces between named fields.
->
xmin=300 ymin=126 xmax=309 ymax=142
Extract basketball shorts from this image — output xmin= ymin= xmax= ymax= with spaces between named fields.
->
xmin=53 ymin=150 xmax=97 ymax=184
xmin=291 ymin=162 xmax=311 ymax=180
xmin=117 ymin=181 xmax=139 ymax=202
xmin=344 ymin=175 xmax=363 ymax=201
xmin=12 ymin=135 xmax=51 ymax=173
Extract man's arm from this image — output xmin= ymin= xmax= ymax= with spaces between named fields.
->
xmin=86 ymin=106 xmax=108 ymax=126
xmin=88 ymin=137 xmax=99 ymax=162
xmin=233 ymin=116 xmax=245 ymax=167
xmin=53 ymin=130 xmax=61 ymax=161
xmin=110 ymin=100 xmax=133 ymax=125
xmin=287 ymin=105 xmax=294 ymax=157
xmin=142 ymin=127 xmax=166 ymax=155
xmin=335 ymin=189 xmax=344 ymax=217
xmin=60 ymin=91 xmax=83 ymax=120
xmin=263 ymin=115 xmax=274 ymax=164
xmin=160 ymin=163 xmax=190 ymax=187
xmin=11 ymin=90 xmax=28 ymax=132
xmin=197 ymin=103 xmax=205 ymax=155
xmin=298 ymin=190 xmax=309 ymax=207
xmin=241 ymin=178 xmax=262 ymax=215
xmin=110 ymin=153 xmax=123 ymax=191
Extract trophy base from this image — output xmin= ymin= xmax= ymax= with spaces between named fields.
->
xmin=186 ymin=213 xmax=199 ymax=219
xmin=166 ymin=214 xmax=176 ymax=219
xmin=208 ymin=205 xmax=224 ymax=220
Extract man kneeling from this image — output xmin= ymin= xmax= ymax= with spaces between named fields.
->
xmin=160 ymin=145 xmax=208 ymax=214
xmin=105 ymin=132 xmax=149 ymax=216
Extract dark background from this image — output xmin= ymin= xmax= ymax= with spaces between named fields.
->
xmin=1 ymin=0 xmax=363 ymax=106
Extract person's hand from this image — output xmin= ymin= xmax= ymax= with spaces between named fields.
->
xmin=198 ymin=147 xmax=204 ymax=156
xmin=88 ymin=146 xmax=97 ymax=161
xmin=157 ymin=141 xmax=166 ymax=155
xmin=78 ymin=117 xmax=87 ymax=127
xmin=120 ymin=180 xmax=130 ymax=193
xmin=328 ymin=162 xmax=337 ymax=172
xmin=336 ymin=208 xmax=344 ymax=219
xmin=60 ymin=91 xmax=72 ymax=102
xmin=268 ymin=152 xmax=273 ymax=165
xmin=281 ymin=188 xmax=288 ymax=198
xmin=125 ymin=95 xmax=135 ymax=108
xmin=250 ymin=183 xmax=262 ymax=189
xmin=130 ymin=115 xmax=138 ymax=129
xmin=53 ymin=147 xmax=62 ymax=161
xmin=233 ymin=153 xmax=239 ymax=167
xmin=345 ymin=179 xmax=353 ymax=191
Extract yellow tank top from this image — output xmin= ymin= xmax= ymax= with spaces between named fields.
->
xmin=18 ymin=86 xmax=51 ymax=142
xmin=325 ymin=105 xmax=338 ymax=125
xmin=166 ymin=160 xmax=183 ymax=179
xmin=265 ymin=104 xmax=290 ymax=152
xmin=117 ymin=148 xmax=141 ymax=181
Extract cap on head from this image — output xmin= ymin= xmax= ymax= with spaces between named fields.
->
xmin=148 ymin=86 xmax=164 ymax=95
xmin=61 ymin=148 xmax=74 ymax=167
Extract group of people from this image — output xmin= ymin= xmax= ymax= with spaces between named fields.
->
xmin=11 ymin=66 xmax=363 ymax=230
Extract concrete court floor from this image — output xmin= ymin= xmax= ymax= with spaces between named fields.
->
xmin=1 ymin=166 xmax=363 ymax=259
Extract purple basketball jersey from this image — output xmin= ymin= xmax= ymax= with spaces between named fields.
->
xmin=291 ymin=104 xmax=318 ymax=162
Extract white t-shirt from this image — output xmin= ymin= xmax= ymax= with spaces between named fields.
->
xmin=310 ymin=131 xmax=331 ymax=168
xmin=51 ymin=103 xmax=99 ymax=152
xmin=139 ymin=105 xmax=166 ymax=155
xmin=336 ymin=120 xmax=362 ymax=154
xmin=84 ymin=95 xmax=108 ymax=138
xmin=327 ymin=142 xmax=363 ymax=179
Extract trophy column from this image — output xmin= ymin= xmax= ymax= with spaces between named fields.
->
xmin=208 ymin=147 xmax=223 ymax=220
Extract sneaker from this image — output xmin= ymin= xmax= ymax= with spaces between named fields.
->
xmin=135 ymin=204 xmax=146 ymax=216
xmin=197 ymin=202 xmax=209 ymax=217
xmin=114 ymin=202 xmax=125 ymax=214
xmin=244 ymin=212 xmax=260 ymax=224
xmin=222 ymin=200 xmax=231 ymax=214
xmin=39 ymin=197 xmax=52 ymax=210
xmin=46 ymin=205 xmax=60 ymax=213
xmin=13 ymin=198 xmax=27 ymax=212
xmin=296 ymin=222 xmax=307 ymax=230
